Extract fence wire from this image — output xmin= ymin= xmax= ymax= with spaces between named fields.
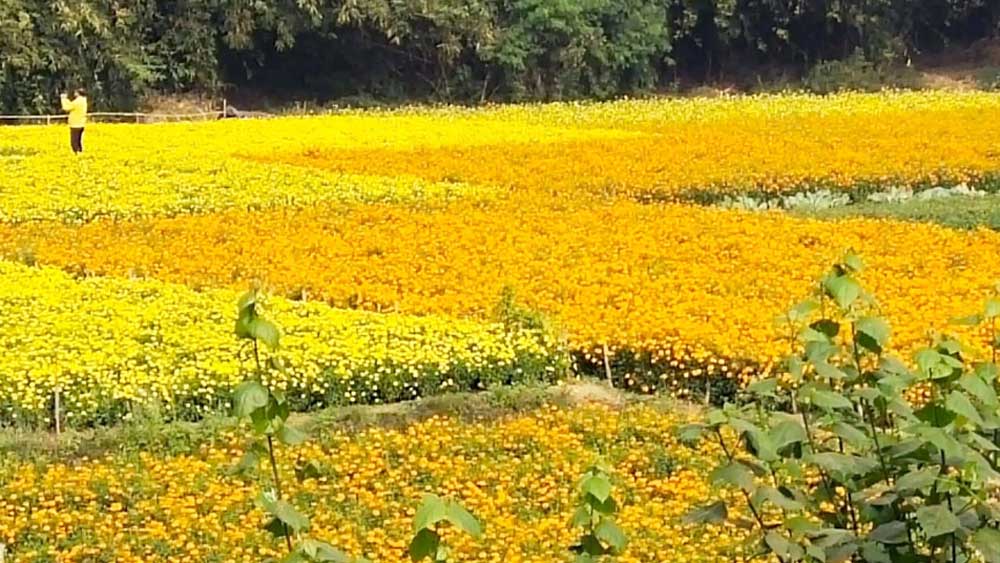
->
xmin=0 ymin=110 xmax=270 ymax=126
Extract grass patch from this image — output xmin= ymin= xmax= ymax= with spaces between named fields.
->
xmin=0 ymin=380 xmax=643 ymax=463
xmin=796 ymin=194 xmax=1000 ymax=230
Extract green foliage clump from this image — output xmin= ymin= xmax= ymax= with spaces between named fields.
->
xmin=2 ymin=1 xmax=999 ymax=111
xmin=974 ymin=66 xmax=1000 ymax=91
xmin=682 ymin=253 xmax=1000 ymax=563
xmin=231 ymin=291 xmax=367 ymax=563
xmin=804 ymin=51 xmax=921 ymax=94
xmin=408 ymin=494 xmax=482 ymax=562
xmin=570 ymin=463 xmax=628 ymax=562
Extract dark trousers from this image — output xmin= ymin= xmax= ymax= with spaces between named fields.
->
xmin=70 ymin=128 xmax=84 ymax=153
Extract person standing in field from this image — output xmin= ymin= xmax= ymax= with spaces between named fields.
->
xmin=60 ymin=88 xmax=88 ymax=154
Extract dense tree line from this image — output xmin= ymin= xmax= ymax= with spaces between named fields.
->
xmin=1 ymin=0 xmax=997 ymax=112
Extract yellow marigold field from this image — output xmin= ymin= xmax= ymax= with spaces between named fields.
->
xmin=5 ymin=89 xmax=1000 ymax=563
xmin=0 ymin=261 xmax=558 ymax=424
xmin=1 ymin=91 xmax=999 ymax=223
xmin=2 ymin=91 xmax=1000 ymax=416
xmin=4 ymin=197 xmax=999 ymax=386
xmin=0 ymin=404 xmax=752 ymax=563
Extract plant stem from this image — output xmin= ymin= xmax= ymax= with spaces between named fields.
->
xmin=992 ymin=317 xmax=999 ymax=468
xmin=793 ymin=394 xmax=844 ymax=528
xmin=267 ymin=434 xmax=293 ymax=553
xmin=941 ymin=449 xmax=957 ymax=563
xmin=254 ymin=337 xmax=294 ymax=554
xmin=836 ymin=438 xmax=859 ymax=534
xmin=714 ymin=429 xmax=783 ymax=563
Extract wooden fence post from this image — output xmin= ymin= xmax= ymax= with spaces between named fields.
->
xmin=53 ymin=387 xmax=61 ymax=436
xmin=601 ymin=343 xmax=614 ymax=388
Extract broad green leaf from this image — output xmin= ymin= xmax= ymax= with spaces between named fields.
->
xmin=939 ymin=338 xmax=963 ymax=356
xmin=860 ymin=541 xmax=892 ymax=563
xmin=595 ymin=520 xmax=628 ymax=552
xmin=967 ymin=432 xmax=1000 ymax=452
xmin=784 ymin=516 xmax=820 ymax=537
xmin=812 ymin=528 xmax=855 ymax=549
xmin=277 ymin=424 xmax=308 ymax=446
xmin=727 ymin=416 xmax=760 ymax=436
xmin=977 ymin=362 xmax=999 ymax=383
xmin=805 ymin=340 xmax=837 ymax=363
xmin=677 ymin=424 xmax=705 ymax=445
xmin=972 ymin=528 xmax=1000 ymax=563
xmin=298 ymin=539 xmax=359 ymax=563
xmin=826 ymin=542 xmax=858 ymax=563
xmin=967 ymin=450 xmax=1000 ymax=483
xmin=853 ymin=387 xmax=879 ymax=402
xmin=264 ymin=516 xmax=291 ymax=539
xmin=915 ymin=349 xmax=948 ymax=379
xmin=295 ymin=459 xmax=323 ymax=482
xmin=843 ymin=253 xmax=864 ymax=273
xmin=814 ymin=360 xmax=849 ymax=381
xmin=788 ymin=300 xmax=819 ymax=321
xmin=959 ymin=506 xmax=982 ymax=530
xmin=747 ymin=378 xmax=778 ymax=397
xmin=894 ymin=467 xmax=938 ymax=492
xmin=810 ymin=319 xmax=840 ymax=339
xmin=960 ymin=372 xmax=998 ymax=407
xmin=231 ymin=446 xmax=262 ymax=475
xmin=588 ymin=494 xmax=617 ymax=516
xmin=914 ymin=404 xmax=957 ymax=427
xmin=787 ymin=356 xmax=805 ymax=383
xmin=809 ymin=389 xmax=853 ymax=410
xmin=259 ymin=495 xmax=310 ymax=534
xmin=830 ymin=422 xmax=871 ymax=450
xmin=752 ymin=486 xmax=804 ymax=511
xmin=251 ymin=318 xmax=281 ymax=349
xmin=251 ymin=403 xmax=280 ymax=435
xmin=706 ymin=410 xmax=727 ymax=426
xmin=807 ymin=452 xmax=877 ymax=477
xmin=916 ymin=504 xmax=960 ymax=538
xmin=408 ymin=528 xmax=439 ymax=562
xmin=412 ymin=494 xmax=449 ymax=532
xmin=574 ymin=535 xmax=607 ymax=557
xmin=710 ymin=462 xmax=755 ymax=491
xmin=856 ymin=317 xmax=890 ymax=354
xmin=886 ymin=438 xmax=924 ymax=461
xmin=446 ymin=502 xmax=482 ymax=538
xmin=868 ymin=521 xmax=909 ymax=544
xmin=917 ymin=427 xmax=964 ymax=460
xmin=824 ymin=275 xmax=861 ymax=310
xmin=235 ymin=292 xmax=257 ymax=339
xmin=237 ymin=291 xmax=257 ymax=312
xmin=233 ymin=381 xmax=269 ymax=418
xmin=570 ymin=506 xmax=592 ymax=528
xmin=582 ymin=474 xmax=613 ymax=503
xmin=945 ymin=390 xmax=985 ymax=425
xmin=745 ymin=429 xmax=779 ymax=462
xmin=765 ymin=531 xmax=802 ymax=560
xmin=769 ymin=420 xmax=807 ymax=450
xmin=683 ymin=501 xmax=727 ymax=524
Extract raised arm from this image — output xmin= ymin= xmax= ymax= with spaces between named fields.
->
xmin=60 ymin=94 xmax=73 ymax=112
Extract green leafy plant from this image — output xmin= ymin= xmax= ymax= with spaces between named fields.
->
xmin=409 ymin=493 xmax=483 ymax=562
xmin=569 ymin=463 xmax=628 ymax=562
xmin=681 ymin=253 xmax=1000 ymax=563
xmin=232 ymin=291 xmax=364 ymax=563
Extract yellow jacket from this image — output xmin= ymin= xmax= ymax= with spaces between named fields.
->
xmin=60 ymin=95 xmax=88 ymax=128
